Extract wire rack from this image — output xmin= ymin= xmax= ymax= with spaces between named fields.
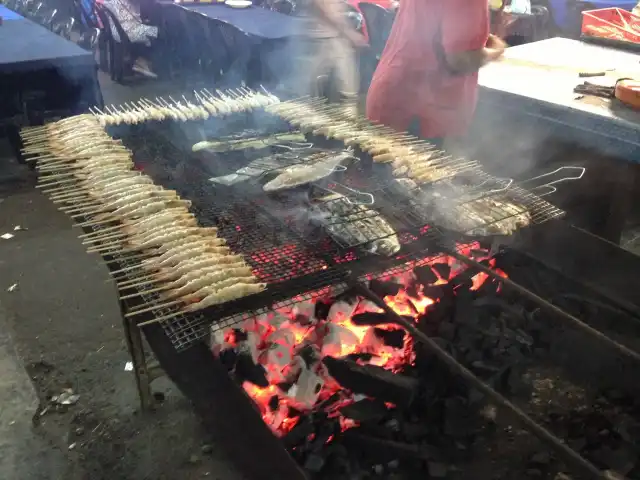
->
xmin=113 ymin=121 xmax=568 ymax=350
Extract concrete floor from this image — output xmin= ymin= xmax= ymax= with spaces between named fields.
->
xmin=0 ymin=72 xmax=246 ymax=480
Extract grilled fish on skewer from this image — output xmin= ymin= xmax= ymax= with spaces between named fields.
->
xmin=181 ymin=283 xmax=267 ymax=312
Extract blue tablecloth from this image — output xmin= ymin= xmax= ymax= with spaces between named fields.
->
xmin=0 ymin=4 xmax=24 ymax=20
xmin=0 ymin=18 xmax=94 ymax=74
xmin=181 ymin=4 xmax=304 ymax=39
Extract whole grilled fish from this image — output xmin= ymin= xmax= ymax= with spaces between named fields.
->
xmin=262 ymin=152 xmax=353 ymax=192
xmin=391 ymin=178 xmax=531 ymax=236
xmin=314 ymin=193 xmax=401 ymax=256
xmin=209 ymin=154 xmax=293 ymax=186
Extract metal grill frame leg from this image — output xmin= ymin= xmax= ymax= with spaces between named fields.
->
xmin=121 ymin=301 xmax=165 ymax=410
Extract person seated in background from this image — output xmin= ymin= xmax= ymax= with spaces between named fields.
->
xmin=296 ymin=0 xmax=367 ymax=112
xmin=366 ymin=0 xmax=506 ymax=150
xmin=100 ymin=0 xmax=158 ymax=77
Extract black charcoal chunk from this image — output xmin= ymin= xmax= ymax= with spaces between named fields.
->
xmin=218 ymin=348 xmax=238 ymax=370
xmin=303 ymin=453 xmax=325 ymax=473
xmin=414 ymin=265 xmax=438 ymax=285
xmin=369 ymin=279 xmax=402 ymax=298
xmin=323 ymin=357 xmax=419 ymax=407
xmin=428 ymin=461 xmax=448 ymax=478
xmin=345 ymin=353 xmax=375 ymax=363
xmin=315 ymin=300 xmax=331 ymax=320
xmin=373 ymin=328 xmax=405 ymax=348
xmin=343 ymin=430 xmax=440 ymax=461
xmin=431 ymin=263 xmax=451 ymax=281
xmin=340 ymin=399 xmax=389 ymax=422
xmin=283 ymin=415 xmax=315 ymax=449
xmin=233 ymin=328 xmax=248 ymax=342
xmin=351 ymin=312 xmax=413 ymax=327
xmin=235 ymin=352 xmax=269 ymax=388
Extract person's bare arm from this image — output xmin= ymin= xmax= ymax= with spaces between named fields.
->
xmin=310 ymin=0 xmax=367 ymax=47
xmin=446 ymin=34 xmax=506 ymax=74
xmin=439 ymin=0 xmax=505 ymax=75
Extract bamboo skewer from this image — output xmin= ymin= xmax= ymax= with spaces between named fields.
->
xmin=125 ymin=300 xmax=184 ymax=318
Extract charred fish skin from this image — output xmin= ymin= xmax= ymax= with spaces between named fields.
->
xmin=315 ymin=193 xmax=401 ymax=256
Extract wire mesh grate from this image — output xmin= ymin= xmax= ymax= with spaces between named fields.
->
xmin=109 ymin=119 xmax=566 ymax=351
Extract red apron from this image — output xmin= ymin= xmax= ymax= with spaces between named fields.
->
xmin=366 ymin=0 xmax=489 ymax=139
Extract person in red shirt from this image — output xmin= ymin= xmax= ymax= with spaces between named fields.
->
xmin=366 ymin=0 xmax=506 ymax=147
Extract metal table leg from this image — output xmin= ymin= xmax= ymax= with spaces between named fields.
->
xmin=120 ymin=300 xmax=165 ymax=410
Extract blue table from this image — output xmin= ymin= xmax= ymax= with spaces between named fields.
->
xmin=180 ymin=4 xmax=304 ymax=39
xmin=0 ymin=8 xmax=102 ymax=154
xmin=0 ymin=4 xmax=24 ymax=20
xmin=0 ymin=14 xmax=95 ymax=74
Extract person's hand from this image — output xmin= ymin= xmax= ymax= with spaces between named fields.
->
xmin=486 ymin=34 xmax=507 ymax=51
xmin=345 ymin=30 xmax=368 ymax=49
xmin=484 ymin=34 xmax=506 ymax=63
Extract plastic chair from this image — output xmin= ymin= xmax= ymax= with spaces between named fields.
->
xmin=269 ymin=0 xmax=294 ymax=15
xmin=100 ymin=4 xmax=155 ymax=82
xmin=358 ymin=2 xmax=394 ymax=58
xmin=93 ymin=4 xmax=112 ymax=73
xmin=95 ymin=3 xmax=123 ymax=80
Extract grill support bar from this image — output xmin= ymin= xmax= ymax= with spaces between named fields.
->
xmin=442 ymin=247 xmax=640 ymax=366
xmin=352 ymin=280 xmax=609 ymax=480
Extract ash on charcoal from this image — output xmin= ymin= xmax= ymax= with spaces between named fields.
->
xmin=323 ymin=357 xmax=419 ymax=407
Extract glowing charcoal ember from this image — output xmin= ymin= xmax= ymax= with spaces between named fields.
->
xmin=361 ymin=327 xmax=385 ymax=352
xmin=326 ymin=299 xmax=359 ymax=323
xmin=266 ymin=328 xmax=296 ymax=347
xmin=243 ymin=314 xmax=277 ymax=340
xmin=210 ymin=327 xmax=228 ymax=355
xmin=292 ymin=300 xmax=317 ymax=325
xmin=357 ymin=299 xmax=383 ymax=314
xmin=220 ymin=246 xmax=509 ymax=439
xmin=319 ymin=323 xmax=361 ymax=357
xmin=237 ymin=331 xmax=261 ymax=364
xmin=262 ymin=343 xmax=293 ymax=383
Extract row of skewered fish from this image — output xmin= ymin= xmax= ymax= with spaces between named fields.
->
xmin=19 ymin=114 xmax=266 ymax=325
xmin=90 ymin=87 xmax=280 ymax=127
xmin=267 ymin=98 xmax=534 ymax=236
xmin=266 ymin=98 xmax=479 ymax=186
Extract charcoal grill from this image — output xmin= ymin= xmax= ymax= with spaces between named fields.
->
xmin=21 ymin=97 xmax=640 ymax=480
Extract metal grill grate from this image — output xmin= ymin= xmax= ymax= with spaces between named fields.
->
xmin=112 ymin=121 xmax=566 ymax=351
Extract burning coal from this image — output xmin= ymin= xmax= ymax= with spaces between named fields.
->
xmin=212 ymin=243 xmax=506 ymax=439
